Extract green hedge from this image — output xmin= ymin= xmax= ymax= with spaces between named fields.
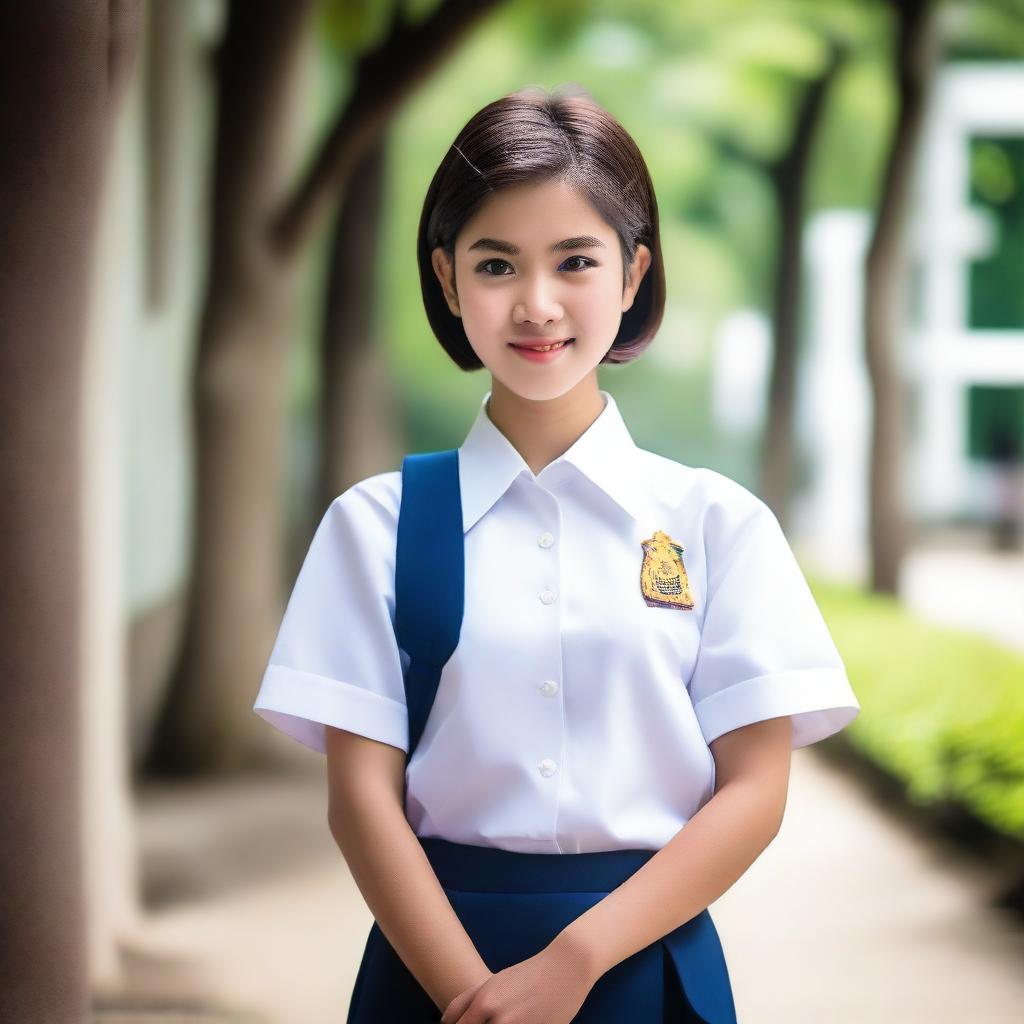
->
xmin=810 ymin=577 xmax=1024 ymax=841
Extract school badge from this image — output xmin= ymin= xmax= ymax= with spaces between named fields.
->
xmin=640 ymin=529 xmax=695 ymax=610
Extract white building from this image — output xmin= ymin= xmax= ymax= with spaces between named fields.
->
xmin=762 ymin=62 xmax=1024 ymax=580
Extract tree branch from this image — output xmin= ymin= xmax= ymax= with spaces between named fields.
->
xmin=269 ymin=0 xmax=504 ymax=259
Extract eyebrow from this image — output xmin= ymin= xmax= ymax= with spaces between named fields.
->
xmin=467 ymin=235 xmax=607 ymax=256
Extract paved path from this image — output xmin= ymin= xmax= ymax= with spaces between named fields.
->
xmin=94 ymin=535 xmax=1024 ymax=1022
xmin=716 ymin=743 xmax=1024 ymax=1022
xmin=900 ymin=533 xmax=1024 ymax=655
xmin=94 ymin=744 xmax=1024 ymax=1024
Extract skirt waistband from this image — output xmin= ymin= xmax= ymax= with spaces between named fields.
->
xmin=411 ymin=835 xmax=736 ymax=1024
xmin=418 ymin=836 xmax=656 ymax=893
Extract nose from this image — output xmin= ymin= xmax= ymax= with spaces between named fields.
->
xmin=513 ymin=274 xmax=564 ymax=326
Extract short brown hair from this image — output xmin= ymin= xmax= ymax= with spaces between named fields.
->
xmin=417 ymin=84 xmax=666 ymax=370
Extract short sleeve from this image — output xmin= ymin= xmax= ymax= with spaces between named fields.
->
xmin=253 ymin=477 xmax=409 ymax=755
xmin=688 ymin=488 xmax=860 ymax=750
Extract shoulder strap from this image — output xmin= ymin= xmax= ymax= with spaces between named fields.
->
xmin=395 ymin=449 xmax=465 ymax=762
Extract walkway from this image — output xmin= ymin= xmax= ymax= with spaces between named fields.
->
xmin=93 ymin=745 xmax=1024 ymax=1022
xmin=94 ymin=533 xmax=1024 ymax=1021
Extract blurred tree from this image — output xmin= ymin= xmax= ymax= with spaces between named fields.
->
xmin=649 ymin=0 xmax=1015 ymax=591
xmin=144 ymin=0 xmax=505 ymax=776
xmin=0 ymin=3 xmax=142 ymax=1018
xmin=758 ymin=34 xmax=848 ymax=523
xmin=317 ymin=134 xmax=404 ymax=518
xmin=865 ymin=0 xmax=943 ymax=595
xmin=143 ymin=0 xmax=318 ymax=777
xmin=314 ymin=0 xmax=593 ymax=522
xmin=618 ymin=0 xmax=873 ymax=524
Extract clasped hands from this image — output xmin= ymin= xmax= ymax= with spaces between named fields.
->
xmin=440 ymin=934 xmax=598 ymax=1024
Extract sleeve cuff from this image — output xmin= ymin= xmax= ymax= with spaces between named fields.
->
xmin=691 ymin=667 xmax=861 ymax=749
xmin=253 ymin=663 xmax=409 ymax=755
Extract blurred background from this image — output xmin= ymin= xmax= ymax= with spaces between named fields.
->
xmin=2 ymin=0 xmax=1023 ymax=1021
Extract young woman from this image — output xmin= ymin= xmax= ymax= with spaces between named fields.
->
xmin=253 ymin=84 xmax=861 ymax=1023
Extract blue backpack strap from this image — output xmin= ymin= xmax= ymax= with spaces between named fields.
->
xmin=395 ymin=449 xmax=464 ymax=762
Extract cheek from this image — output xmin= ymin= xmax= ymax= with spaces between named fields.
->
xmin=459 ymin=286 xmax=506 ymax=331
xmin=571 ymin=277 xmax=623 ymax=333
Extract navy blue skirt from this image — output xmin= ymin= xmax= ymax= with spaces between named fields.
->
xmin=345 ymin=836 xmax=736 ymax=1023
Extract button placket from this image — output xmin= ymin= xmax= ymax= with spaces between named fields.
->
xmin=533 ymin=503 xmax=561 ymax=788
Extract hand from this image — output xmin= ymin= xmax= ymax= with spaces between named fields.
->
xmin=441 ymin=972 xmax=491 ymax=1022
xmin=440 ymin=937 xmax=597 ymax=1024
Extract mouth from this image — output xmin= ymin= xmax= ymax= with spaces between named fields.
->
xmin=507 ymin=338 xmax=575 ymax=352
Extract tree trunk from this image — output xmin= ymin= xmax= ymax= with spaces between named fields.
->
xmin=144 ymin=0 xmax=504 ymax=776
xmin=0 ymin=2 xmax=141 ymax=1019
xmin=865 ymin=0 xmax=942 ymax=594
xmin=317 ymin=134 xmax=404 ymax=530
xmin=144 ymin=0 xmax=318 ymax=775
xmin=758 ymin=38 xmax=847 ymax=527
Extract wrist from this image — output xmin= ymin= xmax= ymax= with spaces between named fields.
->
xmin=547 ymin=920 xmax=604 ymax=986
xmin=439 ymin=962 xmax=491 ymax=1012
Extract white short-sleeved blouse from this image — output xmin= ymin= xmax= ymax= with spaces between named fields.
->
xmin=254 ymin=389 xmax=860 ymax=854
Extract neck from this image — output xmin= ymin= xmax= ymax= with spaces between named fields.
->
xmin=485 ymin=376 xmax=605 ymax=477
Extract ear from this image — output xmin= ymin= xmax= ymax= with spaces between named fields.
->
xmin=622 ymin=243 xmax=652 ymax=314
xmin=431 ymin=246 xmax=461 ymax=318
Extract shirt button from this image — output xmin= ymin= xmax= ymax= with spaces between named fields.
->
xmin=538 ymin=531 xmax=555 ymax=548
xmin=540 ymin=589 xmax=557 ymax=604
xmin=538 ymin=758 xmax=558 ymax=777
xmin=540 ymin=679 xmax=559 ymax=697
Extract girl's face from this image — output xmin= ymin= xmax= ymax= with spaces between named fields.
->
xmin=431 ymin=176 xmax=651 ymax=402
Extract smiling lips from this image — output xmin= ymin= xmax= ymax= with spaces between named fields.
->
xmin=508 ymin=338 xmax=575 ymax=363
xmin=508 ymin=338 xmax=574 ymax=352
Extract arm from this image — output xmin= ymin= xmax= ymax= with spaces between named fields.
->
xmin=549 ymin=714 xmax=793 ymax=982
xmin=325 ymin=725 xmax=491 ymax=1013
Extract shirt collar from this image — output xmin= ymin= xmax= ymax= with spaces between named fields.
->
xmin=457 ymin=388 xmax=644 ymax=532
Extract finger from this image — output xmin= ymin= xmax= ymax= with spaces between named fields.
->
xmin=440 ymin=990 xmax=469 ymax=1023
xmin=451 ymin=978 xmax=491 ymax=1023
xmin=455 ymin=997 xmax=489 ymax=1024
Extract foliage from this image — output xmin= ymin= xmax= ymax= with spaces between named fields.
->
xmin=813 ymin=576 xmax=1024 ymax=840
xmin=294 ymin=0 xmax=1024 ymax=475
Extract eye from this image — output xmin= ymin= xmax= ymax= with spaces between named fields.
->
xmin=477 ymin=258 xmax=513 ymax=276
xmin=475 ymin=255 xmax=597 ymax=275
xmin=561 ymin=255 xmax=597 ymax=272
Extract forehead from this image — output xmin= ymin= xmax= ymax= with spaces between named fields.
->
xmin=457 ymin=178 xmax=612 ymax=249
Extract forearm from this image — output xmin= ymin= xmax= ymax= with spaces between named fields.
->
xmin=330 ymin=794 xmax=490 ymax=1012
xmin=552 ymin=778 xmax=782 ymax=981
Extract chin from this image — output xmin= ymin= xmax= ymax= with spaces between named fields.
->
xmin=498 ymin=372 xmax=594 ymax=404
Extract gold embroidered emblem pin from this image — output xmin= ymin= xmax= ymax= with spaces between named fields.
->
xmin=640 ymin=530 xmax=695 ymax=610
